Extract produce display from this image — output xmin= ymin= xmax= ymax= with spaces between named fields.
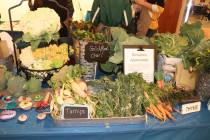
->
xmin=0 ymin=11 xmax=209 ymax=128
xmin=18 ymin=8 xmax=60 ymax=50
xmin=19 ymin=43 xmax=69 ymax=70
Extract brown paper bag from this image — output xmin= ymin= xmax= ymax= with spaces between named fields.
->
xmin=0 ymin=40 xmax=10 ymax=59
xmin=175 ymin=62 xmax=197 ymax=91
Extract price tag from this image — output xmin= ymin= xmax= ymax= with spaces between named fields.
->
xmin=85 ymin=42 xmax=110 ymax=63
xmin=124 ymin=45 xmax=156 ymax=83
xmin=61 ymin=104 xmax=89 ymax=119
xmin=181 ymin=102 xmax=201 ymax=115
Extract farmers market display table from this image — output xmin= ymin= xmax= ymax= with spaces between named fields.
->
xmin=0 ymin=103 xmax=210 ymax=140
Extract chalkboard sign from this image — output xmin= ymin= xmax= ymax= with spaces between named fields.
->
xmin=84 ymin=42 xmax=110 ymax=63
xmin=61 ymin=104 xmax=89 ymax=119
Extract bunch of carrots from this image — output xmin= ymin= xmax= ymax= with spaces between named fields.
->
xmin=144 ymin=92 xmax=176 ymax=121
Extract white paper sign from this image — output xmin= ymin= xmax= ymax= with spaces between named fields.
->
xmin=181 ymin=102 xmax=201 ymax=115
xmin=124 ymin=46 xmax=155 ymax=83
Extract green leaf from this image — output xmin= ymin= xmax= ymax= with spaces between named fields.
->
xmin=100 ymin=62 xmax=115 ymax=73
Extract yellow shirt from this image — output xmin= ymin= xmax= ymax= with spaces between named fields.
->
xmin=149 ymin=5 xmax=164 ymax=30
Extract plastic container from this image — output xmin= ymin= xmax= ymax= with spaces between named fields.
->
xmin=52 ymin=116 xmax=145 ymax=127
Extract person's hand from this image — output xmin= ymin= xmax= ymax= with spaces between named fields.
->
xmin=133 ymin=4 xmax=141 ymax=12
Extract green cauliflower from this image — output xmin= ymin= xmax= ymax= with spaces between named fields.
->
xmin=23 ymin=77 xmax=42 ymax=93
xmin=7 ymin=76 xmax=26 ymax=97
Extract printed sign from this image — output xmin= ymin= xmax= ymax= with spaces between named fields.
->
xmin=181 ymin=102 xmax=201 ymax=115
xmin=85 ymin=42 xmax=110 ymax=63
xmin=124 ymin=45 xmax=156 ymax=83
xmin=61 ymin=104 xmax=89 ymax=119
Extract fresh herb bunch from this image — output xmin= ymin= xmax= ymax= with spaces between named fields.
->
xmin=91 ymin=73 xmax=148 ymax=118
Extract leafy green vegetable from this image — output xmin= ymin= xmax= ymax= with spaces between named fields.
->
xmin=180 ymin=22 xmax=205 ymax=47
xmin=154 ymin=33 xmax=188 ymax=57
xmin=7 ymin=76 xmax=26 ymax=97
xmin=73 ymin=29 xmax=106 ymax=42
xmin=100 ymin=27 xmax=150 ymax=73
xmin=91 ymin=73 xmax=149 ymax=118
xmin=0 ymin=65 xmax=13 ymax=90
xmin=181 ymin=40 xmax=210 ymax=71
xmin=23 ymin=77 xmax=42 ymax=93
xmin=154 ymin=71 xmax=164 ymax=81
xmin=48 ymin=65 xmax=87 ymax=89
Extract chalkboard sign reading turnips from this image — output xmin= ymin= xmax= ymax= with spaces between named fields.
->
xmin=84 ymin=42 xmax=110 ymax=63
xmin=61 ymin=104 xmax=89 ymax=119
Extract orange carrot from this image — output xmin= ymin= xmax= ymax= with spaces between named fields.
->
xmin=157 ymin=80 xmax=164 ymax=89
xmin=146 ymin=108 xmax=163 ymax=121
xmin=156 ymin=103 xmax=167 ymax=121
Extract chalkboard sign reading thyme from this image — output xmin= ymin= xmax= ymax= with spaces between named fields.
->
xmin=124 ymin=45 xmax=156 ymax=83
xmin=61 ymin=104 xmax=89 ymax=119
xmin=85 ymin=42 xmax=110 ymax=63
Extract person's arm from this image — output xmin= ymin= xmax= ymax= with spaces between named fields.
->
xmin=131 ymin=0 xmax=160 ymax=13
xmin=135 ymin=0 xmax=153 ymax=11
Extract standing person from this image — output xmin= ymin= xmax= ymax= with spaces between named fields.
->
xmin=131 ymin=0 xmax=165 ymax=37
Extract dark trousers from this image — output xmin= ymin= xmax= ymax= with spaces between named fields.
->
xmin=146 ymin=29 xmax=157 ymax=38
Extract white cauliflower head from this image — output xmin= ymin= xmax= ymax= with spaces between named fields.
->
xmin=19 ymin=8 xmax=61 ymax=38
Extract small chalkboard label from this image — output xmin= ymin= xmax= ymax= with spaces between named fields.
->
xmin=85 ymin=42 xmax=110 ymax=63
xmin=61 ymin=104 xmax=89 ymax=119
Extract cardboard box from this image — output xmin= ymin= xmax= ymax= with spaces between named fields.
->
xmin=0 ymin=40 xmax=10 ymax=59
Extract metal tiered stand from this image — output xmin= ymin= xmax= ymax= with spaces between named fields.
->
xmin=8 ymin=0 xmax=71 ymax=81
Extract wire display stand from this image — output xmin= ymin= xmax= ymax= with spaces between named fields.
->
xmin=8 ymin=0 xmax=71 ymax=81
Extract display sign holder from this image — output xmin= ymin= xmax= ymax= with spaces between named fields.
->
xmin=84 ymin=42 xmax=110 ymax=63
xmin=61 ymin=104 xmax=89 ymax=119
xmin=123 ymin=45 xmax=156 ymax=83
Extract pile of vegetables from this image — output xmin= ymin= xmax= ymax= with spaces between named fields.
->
xmin=0 ymin=65 xmax=42 ymax=97
xmin=49 ymin=65 xmax=95 ymax=118
xmin=90 ymin=73 xmax=192 ymax=120
xmin=100 ymin=27 xmax=150 ymax=73
xmin=19 ymin=43 xmax=69 ymax=70
xmin=48 ymin=64 xmax=194 ymax=121
xmin=18 ymin=8 xmax=61 ymax=50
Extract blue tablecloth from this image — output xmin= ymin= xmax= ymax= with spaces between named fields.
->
xmin=0 ymin=103 xmax=210 ymax=140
